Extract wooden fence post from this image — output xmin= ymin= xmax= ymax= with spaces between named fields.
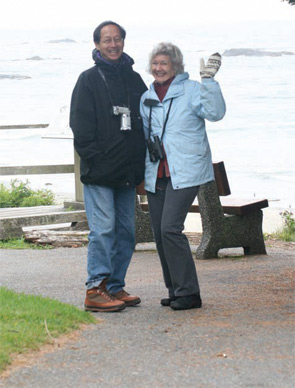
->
xmin=74 ymin=149 xmax=84 ymax=202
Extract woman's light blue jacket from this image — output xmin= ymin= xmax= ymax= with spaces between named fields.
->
xmin=140 ymin=72 xmax=226 ymax=193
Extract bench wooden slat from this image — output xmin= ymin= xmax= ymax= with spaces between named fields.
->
xmin=213 ymin=161 xmax=231 ymax=196
xmin=140 ymin=203 xmax=149 ymax=213
xmin=140 ymin=198 xmax=268 ymax=216
xmin=189 ymin=198 xmax=268 ymax=216
xmin=219 ymin=197 xmax=269 ymax=216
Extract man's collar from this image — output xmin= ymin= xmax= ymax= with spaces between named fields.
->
xmin=92 ymin=49 xmax=134 ymax=67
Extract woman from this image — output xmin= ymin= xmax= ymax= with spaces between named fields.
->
xmin=140 ymin=42 xmax=226 ymax=310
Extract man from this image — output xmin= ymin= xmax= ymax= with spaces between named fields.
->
xmin=70 ymin=21 xmax=147 ymax=312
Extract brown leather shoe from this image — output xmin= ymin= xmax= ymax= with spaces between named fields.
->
xmin=112 ymin=289 xmax=141 ymax=306
xmin=84 ymin=282 xmax=126 ymax=312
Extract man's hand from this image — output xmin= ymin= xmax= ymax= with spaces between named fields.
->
xmin=200 ymin=53 xmax=222 ymax=78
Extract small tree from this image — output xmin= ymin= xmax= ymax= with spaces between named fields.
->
xmin=283 ymin=0 xmax=295 ymax=5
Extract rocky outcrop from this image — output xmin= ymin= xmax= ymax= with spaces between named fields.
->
xmin=223 ymin=48 xmax=294 ymax=57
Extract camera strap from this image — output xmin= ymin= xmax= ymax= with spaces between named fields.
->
xmin=97 ymin=67 xmax=130 ymax=109
xmin=148 ymin=98 xmax=173 ymax=143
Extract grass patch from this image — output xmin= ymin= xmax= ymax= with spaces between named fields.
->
xmin=0 ymin=237 xmax=52 ymax=250
xmin=0 ymin=287 xmax=97 ymax=372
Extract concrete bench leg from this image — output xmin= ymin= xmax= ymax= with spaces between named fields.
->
xmin=196 ymin=181 xmax=267 ymax=259
xmin=196 ymin=181 xmax=226 ymax=259
xmin=135 ymin=196 xmax=154 ymax=244
xmin=196 ymin=235 xmax=220 ymax=259
xmin=240 ymin=211 xmax=267 ymax=255
xmin=196 ymin=211 xmax=266 ymax=259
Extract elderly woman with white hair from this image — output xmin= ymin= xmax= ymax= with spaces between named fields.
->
xmin=140 ymin=42 xmax=226 ymax=310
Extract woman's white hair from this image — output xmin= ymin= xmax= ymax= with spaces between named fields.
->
xmin=147 ymin=42 xmax=185 ymax=75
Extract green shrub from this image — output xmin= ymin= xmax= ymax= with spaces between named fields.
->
xmin=0 ymin=185 xmax=11 ymax=207
xmin=0 ymin=179 xmax=55 ymax=208
xmin=273 ymin=210 xmax=295 ymax=242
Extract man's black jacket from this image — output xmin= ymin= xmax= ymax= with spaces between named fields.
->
xmin=70 ymin=51 xmax=147 ymax=188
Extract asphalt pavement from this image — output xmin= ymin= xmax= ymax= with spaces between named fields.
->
xmin=0 ymin=242 xmax=294 ymax=388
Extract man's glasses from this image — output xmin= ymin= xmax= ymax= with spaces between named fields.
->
xmin=100 ymin=38 xmax=123 ymax=45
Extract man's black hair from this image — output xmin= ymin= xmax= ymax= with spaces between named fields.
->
xmin=93 ymin=21 xmax=126 ymax=43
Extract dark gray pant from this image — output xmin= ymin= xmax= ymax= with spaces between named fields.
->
xmin=147 ymin=177 xmax=200 ymax=298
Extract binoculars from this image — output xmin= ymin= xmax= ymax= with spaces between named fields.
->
xmin=147 ymin=135 xmax=164 ymax=162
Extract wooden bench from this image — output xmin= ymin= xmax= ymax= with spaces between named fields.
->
xmin=140 ymin=162 xmax=269 ymax=259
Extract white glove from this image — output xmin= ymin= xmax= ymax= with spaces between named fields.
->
xmin=200 ymin=53 xmax=222 ymax=78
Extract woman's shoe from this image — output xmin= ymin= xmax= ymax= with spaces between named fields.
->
xmin=160 ymin=296 xmax=177 ymax=306
xmin=170 ymin=294 xmax=202 ymax=310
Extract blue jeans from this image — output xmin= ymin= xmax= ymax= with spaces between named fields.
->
xmin=83 ymin=184 xmax=135 ymax=294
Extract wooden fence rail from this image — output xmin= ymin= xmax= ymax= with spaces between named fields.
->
xmin=0 ymin=165 xmax=74 ymax=176
xmin=0 ymin=161 xmax=82 ymax=202
xmin=0 ymin=124 xmax=82 ymax=200
xmin=0 ymin=124 xmax=49 ymax=130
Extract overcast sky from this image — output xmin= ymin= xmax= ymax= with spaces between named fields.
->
xmin=1 ymin=0 xmax=294 ymax=30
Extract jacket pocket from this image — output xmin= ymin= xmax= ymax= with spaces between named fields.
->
xmin=173 ymin=138 xmax=206 ymax=157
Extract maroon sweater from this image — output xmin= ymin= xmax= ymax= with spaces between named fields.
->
xmin=154 ymin=76 xmax=175 ymax=178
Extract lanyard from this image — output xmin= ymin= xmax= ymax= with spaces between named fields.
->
xmin=148 ymin=98 xmax=173 ymax=143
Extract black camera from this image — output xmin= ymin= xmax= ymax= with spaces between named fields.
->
xmin=147 ymin=135 xmax=164 ymax=162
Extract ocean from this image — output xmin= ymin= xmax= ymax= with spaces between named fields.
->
xmin=0 ymin=20 xmax=294 ymax=210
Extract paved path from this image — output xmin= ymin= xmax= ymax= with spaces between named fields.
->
xmin=0 ymin=243 xmax=294 ymax=388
